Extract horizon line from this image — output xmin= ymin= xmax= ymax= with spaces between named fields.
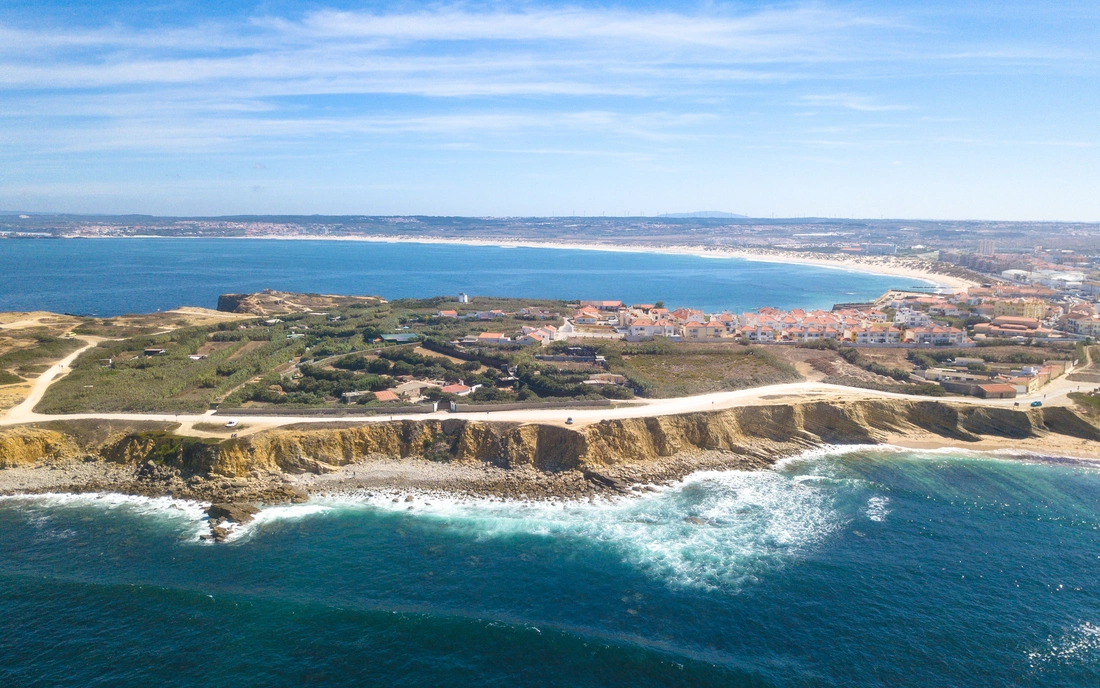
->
xmin=3 ymin=212 xmax=1100 ymax=225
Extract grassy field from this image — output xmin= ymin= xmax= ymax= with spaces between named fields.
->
xmin=603 ymin=341 xmax=800 ymax=397
xmin=37 ymin=324 xmax=304 ymax=413
xmin=0 ymin=370 xmax=22 ymax=385
xmin=0 ymin=329 xmax=84 ymax=379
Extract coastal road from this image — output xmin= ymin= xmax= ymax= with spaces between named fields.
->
xmin=1 ymin=375 xmax=1083 ymax=435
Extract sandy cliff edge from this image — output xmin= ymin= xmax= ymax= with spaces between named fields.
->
xmin=2 ymin=399 xmax=1098 ymax=503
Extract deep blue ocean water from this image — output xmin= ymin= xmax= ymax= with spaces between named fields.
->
xmin=0 ymin=238 xmax=924 ymax=316
xmin=1 ymin=449 xmax=1098 ymax=687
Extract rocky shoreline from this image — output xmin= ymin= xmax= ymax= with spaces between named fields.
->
xmin=4 ymin=397 xmax=1100 ymax=541
xmin=0 ymin=447 xmax=776 ymax=541
xmin=0 ymin=445 xmax=773 ymax=504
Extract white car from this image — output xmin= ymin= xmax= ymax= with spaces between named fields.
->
xmin=225 ymin=420 xmax=239 ymax=428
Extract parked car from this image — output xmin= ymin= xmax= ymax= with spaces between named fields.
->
xmin=1030 ymin=401 xmax=1043 ymax=408
xmin=565 ymin=417 xmax=574 ymax=425
xmin=225 ymin=419 xmax=239 ymax=428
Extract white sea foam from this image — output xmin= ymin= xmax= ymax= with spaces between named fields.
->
xmin=313 ymin=467 xmax=851 ymax=591
xmin=218 ymin=503 xmax=333 ymax=543
xmin=0 ymin=492 xmax=212 ymax=541
xmin=864 ymin=496 xmax=890 ymax=522
xmin=1027 ymin=622 xmax=1100 ymax=668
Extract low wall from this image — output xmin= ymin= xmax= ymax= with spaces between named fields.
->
xmin=452 ymin=399 xmax=615 ymax=413
xmin=216 ymin=405 xmax=437 ymax=417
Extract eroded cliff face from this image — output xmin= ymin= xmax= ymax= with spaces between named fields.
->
xmin=3 ymin=400 xmax=1100 ymax=478
xmin=0 ymin=428 xmax=80 ymax=468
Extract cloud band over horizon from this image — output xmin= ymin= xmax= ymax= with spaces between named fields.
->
xmin=1 ymin=1 xmax=1098 ymax=220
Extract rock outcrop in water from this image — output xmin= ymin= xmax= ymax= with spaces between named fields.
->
xmin=4 ymin=399 xmax=1100 ymax=500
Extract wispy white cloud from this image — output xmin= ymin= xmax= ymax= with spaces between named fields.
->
xmin=0 ymin=4 xmax=926 ymax=95
xmin=799 ymin=93 xmax=911 ymax=111
xmin=2 ymin=3 xmax=1098 ymax=219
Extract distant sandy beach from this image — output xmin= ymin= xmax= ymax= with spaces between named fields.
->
xmin=231 ymin=233 xmax=976 ymax=293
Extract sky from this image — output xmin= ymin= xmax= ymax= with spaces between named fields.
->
xmin=1 ymin=1 xmax=1098 ymax=220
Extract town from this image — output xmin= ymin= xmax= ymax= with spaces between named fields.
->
xmin=407 ymin=277 xmax=1094 ymax=402
xmin=437 ymin=275 xmax=1092 ymax=350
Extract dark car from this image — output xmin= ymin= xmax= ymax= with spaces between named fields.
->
xmin=1030 ymin=401 xmax=1043 ymax=408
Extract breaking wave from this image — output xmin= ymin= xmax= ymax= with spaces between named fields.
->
xmin=1 ymin=492 xmax=211 ymax=541
xmin=315 ymin=463 xmax=866 ymax=591
xmin=1 ymin=444 xmax=908 ymax=587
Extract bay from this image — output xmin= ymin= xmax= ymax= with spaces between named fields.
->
xmin=0 ymin=238 xmax=924 ymax=316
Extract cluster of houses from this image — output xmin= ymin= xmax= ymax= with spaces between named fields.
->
xmin=564 ymin=285 xmax=1100 ymax=347
xmin=911 ymin=357 xmax=1070 ymax=399
xmin=426 ymin=283 xmax=1100 ymax=351
xmin=574 ymin=301 xmax=971 ymax=347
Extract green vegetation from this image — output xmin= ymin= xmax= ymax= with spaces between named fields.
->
xmin=0 ymin=370 xmax=22 ymax=385
xmin=0 ymin=330 xmax=82 ymax=377
xmin=131 ymin=431 xmax=222 ymax=464
xmin=836 ymin=347 xmax=911 ymax=382
xmin=226 ymin=364 xmax=392 ymax=407
xmin=38 ymin=322 xmax=305 ymax=413
xmin=801 ymin=341 xmax=912 ymax=381
xmin=1069 ymin=392 xmax=1100 ymax=418
xmin=33 ymin=293 xmax=803 ymax=411
xmin=192 ymin=422 xmax=247 ymax=433
xmin=907 ymin=347 xmax=1065 ymax=368
xmin=38 ymin=296 xmax=571 ymax=413
xmin=29 ymin=419 xmax=180 ymax=446
xmin=1075 ymin=342 xmax=1089 ymax=364
xmin=35 ymin=291 xmax=1077 ymax=413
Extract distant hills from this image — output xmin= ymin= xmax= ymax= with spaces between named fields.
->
xmin=657 ymin=211 xmax=748 ymax=219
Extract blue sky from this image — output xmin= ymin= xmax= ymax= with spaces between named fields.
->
xmin=1 ymin=1 xmax=1098 ymax=220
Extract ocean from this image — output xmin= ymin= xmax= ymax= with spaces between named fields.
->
xmin=0 ymin=238 xmax=923 ymax=316
xmin=1 ymin=448 xmax=1098 ymax=686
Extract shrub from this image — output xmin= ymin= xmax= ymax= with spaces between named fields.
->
xmin=598 ymin=385 xmax=634 ymax=400
xmin=0 ymin=370 xmax=23 ymax=385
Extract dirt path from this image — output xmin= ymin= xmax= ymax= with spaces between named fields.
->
xmin=3 ymin=337 xmax=102 ymax=422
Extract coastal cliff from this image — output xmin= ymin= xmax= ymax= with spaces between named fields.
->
xmin=3 ymin=400 xmax=1100 ymax=501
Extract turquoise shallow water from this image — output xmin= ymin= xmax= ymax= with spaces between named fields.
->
xmin=2 ymin=448 xmax=1098 ymax=686
xmin=0 ymin=238 xmax=923 ymax=316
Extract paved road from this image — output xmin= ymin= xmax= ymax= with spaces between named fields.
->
xmin=1 ymin=343 xmax=1089 ymax=434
